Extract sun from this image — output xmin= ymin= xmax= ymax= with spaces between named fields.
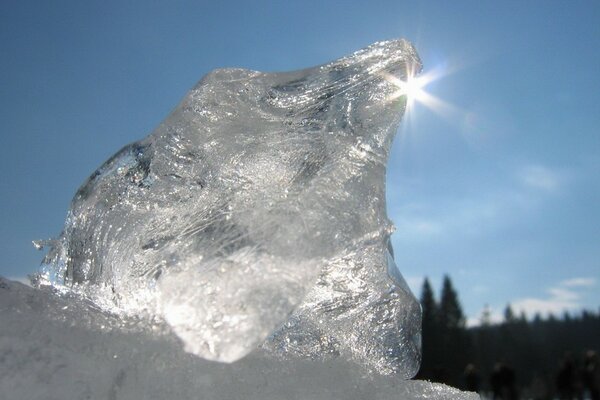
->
xmin=379 ymin=63 xmax=462 ymax=127
xmin=381 ymin=67 xmax=428 ymax=108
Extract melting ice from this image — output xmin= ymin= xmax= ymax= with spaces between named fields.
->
xmin=37 ymin=39 xmax=423 ymax=376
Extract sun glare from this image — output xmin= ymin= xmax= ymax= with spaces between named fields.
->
xmin=381 ymin=60 xmax=492 ymax=151
xmin=381 ymin=67 xmax=434 ymax=108
xmin=380 ymin=64 xmax=462 ymax=125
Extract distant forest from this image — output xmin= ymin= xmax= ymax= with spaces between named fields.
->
xmin=416 ymin=276 xmax=600 ymax=399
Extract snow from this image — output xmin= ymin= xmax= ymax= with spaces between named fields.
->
xmin=0 ymin=277 xmax=478 ymax=399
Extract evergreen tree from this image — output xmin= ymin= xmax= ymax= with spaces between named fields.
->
xmin=418 ymin=277 xmax=439 ymax=380
xmin=519 ymin=311 xmax=527 ymax=323
xmin=415 ymin=274 xmax=600 ymax=393
xmin=421 ymin=278 xmax=438 ymax=329
xmin=504 ymin=304 xmax=516 ymax=324
xmin=480 ymin=304 xmax=492 ymax=327
xmin=439 ymin=275 xmax=465 ymax=329
xmin=438 ymin=275 xmax=468 ymax=386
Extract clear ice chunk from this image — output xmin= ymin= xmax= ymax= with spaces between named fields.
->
xmin=39 ymin=39 xmax=423 ymax=372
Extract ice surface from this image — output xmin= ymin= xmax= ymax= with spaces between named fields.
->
xmin=36 ymin=39 xmax=422 ymax=373
xmin=0 ymin=277 xmax=479 ymax=400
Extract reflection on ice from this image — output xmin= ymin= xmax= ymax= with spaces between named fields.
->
xmin=36 ymin=39 xmax=422 ymax=375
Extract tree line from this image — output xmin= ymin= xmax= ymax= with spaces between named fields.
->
xmin=416 ymin=275 xmax=600 ymax=399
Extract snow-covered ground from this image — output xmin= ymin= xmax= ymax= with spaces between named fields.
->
xmin=0 ymin=277 xmax=478 ymax=399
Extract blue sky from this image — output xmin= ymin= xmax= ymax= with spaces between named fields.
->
xmin=1 ymin=1 xmax=599 ymax=325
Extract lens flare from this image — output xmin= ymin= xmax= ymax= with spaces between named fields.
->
xmin=381 ymin=65 xmax=437 ymax=109
xmin=382 ymin=57 xmax=495 ymax=150
xmin=381 ymin=64 xmax=463 ymax=125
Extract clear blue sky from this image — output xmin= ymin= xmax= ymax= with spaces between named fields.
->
xmin=1 ymin=1 xmax=599 ymax=324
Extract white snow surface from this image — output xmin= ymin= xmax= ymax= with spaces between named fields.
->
xmin=0 ymin=277 xmax=478 ymax=400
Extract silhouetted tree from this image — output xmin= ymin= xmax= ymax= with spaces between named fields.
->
xmin=416 ymin=274 xmax=600 ymax=397
xmin=504 ymin=304 xmax=516 ymax=324
xmin=419 ymin=277 xmax=440 ymax=379
xmin=519 ymin=311 xmax=527 ymax=324
xmin=440 ymin=275 xmax=465 ymax=329
xmin=421 ymin=278 xmax=438 ymax=329
xmin=481 ymin=304 xmax=493 ymax=327
xmin=439 ymin=275 xmax=468 ymax=386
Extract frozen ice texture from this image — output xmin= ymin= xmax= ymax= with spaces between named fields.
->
xmin=0 ymin=277 xmax=479 ymax=400
xmin=37 ymin=39 xmax=422 ymax=373
xmin=264 ymin=245 xmax=421 ymax=376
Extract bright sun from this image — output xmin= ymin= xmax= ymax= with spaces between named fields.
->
xmin=381 ymin=69 xmax=428 ymax=108
xmin=379 ymin=62 xmax=466 ymax=134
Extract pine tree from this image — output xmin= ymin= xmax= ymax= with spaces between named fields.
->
xmin=519 ymin=311 xmax=527 ymax=323
xmin=439 ymin=275 xmax=465 ymax=329
xmin=438 ymin=275 xmax=469 ymax=386
xmin=421 ymin=278 xmax=438 ymax=329
xmin=418 ymin=277 xmax=439 ymax=380
xmin=480 ymin=304 xmax=492 ymax=327
xmin=504 ymin=304 xmax=516 ymax=324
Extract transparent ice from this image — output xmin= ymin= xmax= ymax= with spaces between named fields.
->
xmin=37 ymin=39 xmax=422 ymax=375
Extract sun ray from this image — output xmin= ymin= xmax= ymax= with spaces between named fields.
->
xmin=381 ymin=62 xmax=470 ymax=134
